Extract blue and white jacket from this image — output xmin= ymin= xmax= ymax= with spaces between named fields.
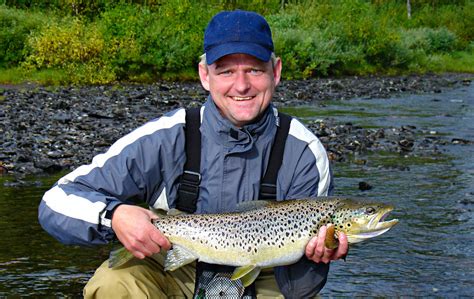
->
xmin=39 ymin=97 xmax=334 ymax=297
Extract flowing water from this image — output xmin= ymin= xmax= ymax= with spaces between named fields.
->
xmin=1 ymin=83 xmax=473 ymax=297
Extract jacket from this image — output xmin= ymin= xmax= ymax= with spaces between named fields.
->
xmin=39 ymin=97 xmax=334 ymax=297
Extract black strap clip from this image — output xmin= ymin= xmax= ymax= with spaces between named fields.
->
xmin=259 ymin=183 xmax=277 ymax=200
xmin=176 ymin=170 xmax=201 ymax=213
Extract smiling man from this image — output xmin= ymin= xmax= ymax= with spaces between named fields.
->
xmin=199 ymin=52 xmax=281 ymax=128
xmin=39 ymin=10 xmax=347 ymax=298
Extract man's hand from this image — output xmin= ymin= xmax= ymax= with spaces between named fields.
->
xmin=305 ymin=225 xmax=349 ymax=264
xmin=111 ymin=205 xmax=171 ymax=259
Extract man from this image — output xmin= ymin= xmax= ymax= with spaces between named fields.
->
xmin=38 ymin=10 xmax=348 ymax=298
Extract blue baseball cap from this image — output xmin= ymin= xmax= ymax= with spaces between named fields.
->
xmin=204 ymin=10 xmax=274 ymax=65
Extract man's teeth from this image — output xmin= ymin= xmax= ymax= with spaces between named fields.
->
xmin=232 ymin=96 xmax=252 ymax=101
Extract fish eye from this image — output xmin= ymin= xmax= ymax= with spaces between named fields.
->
xmin=365 ymin=207 xmax=376 ymax=215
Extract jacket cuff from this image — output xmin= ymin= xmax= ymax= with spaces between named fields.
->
xmin=274 ymin=256 xmax=330 ymax=298
xmin=98 ymin=200 xmax=123 ymax=240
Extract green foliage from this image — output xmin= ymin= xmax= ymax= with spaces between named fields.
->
xmin=408 ymin=2 xmax=474 ymax=45
xmin=22 ymin=17 xmax=115 ymax=84
xmin=0 ymin=5 xmax=45 ymax=67
xmin=1 ymin=0 xmax=473 ymax=84
xmin=401 ymin=27 xmax=458 ymax=54
xmin=273 ymin=28 xmax=363 ymax=78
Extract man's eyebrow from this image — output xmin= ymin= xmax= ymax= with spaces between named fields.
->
xmin=213 ymin=62 xmax=229 ymax=70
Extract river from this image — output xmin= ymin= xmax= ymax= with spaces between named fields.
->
xmin=1 ymin=82 xmax=473 ymax=296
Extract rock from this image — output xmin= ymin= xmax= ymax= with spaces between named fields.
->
xmin=358 ymin=181 xmax=373 ymax=191
xmin=451 ymin=138 xmax=472 ymax=144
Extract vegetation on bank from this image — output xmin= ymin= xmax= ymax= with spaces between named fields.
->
xmin=1 ymin=0 xmax=473 ymax=85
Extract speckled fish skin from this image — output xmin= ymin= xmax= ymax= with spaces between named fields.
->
xmin=153 ymin=197 xmax=398 ymax=272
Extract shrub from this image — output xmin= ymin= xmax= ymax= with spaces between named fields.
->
xmin=23 ymin=17 xmax=116 ymax=84
xmin=401 ymin=27 xmax=458 ymax=54
xmin=274 ymin=27 xmax=364 ymax=78
xmin=0 ymin=5 xmax=45 ymax=67
xmin=426 ymin=27 xmax=458 ymax=52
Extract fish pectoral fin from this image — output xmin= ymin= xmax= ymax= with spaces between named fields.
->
xmin=231 ymin=265 xmax=261 ymax=287
xmin=108 ymin=246 xmax=135 ymax=268
xmin=324 ymin=224 xmax=339 ymax=250
xmin=164 ymin=245 xmax=197 ymax=272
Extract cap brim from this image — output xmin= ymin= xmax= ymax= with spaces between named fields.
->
xmin=206 ymin=42 xmax=272 ymax=65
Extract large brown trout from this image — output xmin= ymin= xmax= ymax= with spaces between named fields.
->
xmin=110 ymin=197 xmax=398 ymax=286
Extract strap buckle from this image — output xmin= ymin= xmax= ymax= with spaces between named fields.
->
xmin=177 ymin=171 xmax=201 ymax=213
xmin=259 ymin=183 xmax=276 ymax=199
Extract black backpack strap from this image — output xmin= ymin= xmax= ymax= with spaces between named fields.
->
xmin=176 ymin=107 xmax=202 ymax=213
xmin=259 ymin=112 xmax=292 ymax=200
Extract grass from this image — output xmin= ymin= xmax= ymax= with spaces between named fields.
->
xmin=0 ymin=67 xmax=68 ymax=86
xmin=426 ymin=50 xmax=474 ymax=73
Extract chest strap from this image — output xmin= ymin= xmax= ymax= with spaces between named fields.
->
xmin=176 ymin=107 xmax=291 ymax=213
xmin=259 ymin=112 xmax=291 ymax=199
xmin=176 ymin=107 xmax=202 ymax=213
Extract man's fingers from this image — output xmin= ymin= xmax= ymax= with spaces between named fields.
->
xmin=314 ymin=225 xmax=327 ymax=260
xmin=334 ymin=232 xmax=349 ymax=260
xmin=306 ymin=225 xmax=349 ymax=264
xmin=305 ymin=235 xmax=318 ymax=258
xmin=305 ymin=225 xmax=327 ymax=263
xmin=149 ymin=229 xmax=171 ymax=251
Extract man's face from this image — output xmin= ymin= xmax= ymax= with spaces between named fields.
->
xmin=199 ymin=53 xmax=282 ymax=127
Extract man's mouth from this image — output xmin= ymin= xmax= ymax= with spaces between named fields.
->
xmin=231 ymin=96 xmax=254 ymax=101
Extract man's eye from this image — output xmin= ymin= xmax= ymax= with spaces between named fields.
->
xmin=218 ymin=70 xmax=232 ymax=76
xmin=250 ymin=69 xmax=263 ymax=75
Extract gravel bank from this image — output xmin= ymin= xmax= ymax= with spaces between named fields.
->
xmin=0 ymin=73 xmax=472 ymax=179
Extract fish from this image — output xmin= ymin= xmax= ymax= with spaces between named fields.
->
xmin=109 ymin=197 xmax=398 ymax=287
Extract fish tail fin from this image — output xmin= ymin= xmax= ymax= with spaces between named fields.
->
xmin=108 ymin=246 xmax=135 ymax=268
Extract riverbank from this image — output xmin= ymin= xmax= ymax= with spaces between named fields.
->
xmin=0 ymin=73 xmax=472 ymax=181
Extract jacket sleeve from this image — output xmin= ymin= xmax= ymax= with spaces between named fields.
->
xmin=38 ymin=109 xmax=186 ymax=246
xmin=275 ymin=118 xmax=334 ymax=297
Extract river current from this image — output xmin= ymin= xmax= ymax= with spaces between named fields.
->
xmin=1 ymin=82 xmax=473 ymax=296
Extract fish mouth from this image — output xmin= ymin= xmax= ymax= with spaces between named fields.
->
xmin=370 ymin=207 xmax=399 ymax=230
xmin=347 ymin=206 xmax=399 ymax=243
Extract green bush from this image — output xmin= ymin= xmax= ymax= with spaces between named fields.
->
xmin=409 ymin=3 xmax=474 ymax=45
xmin=426 ymin=27 xmax=458 ymax=52
xmin=96 ymin=1 xmax=215 ymax=80
xmin=1 ymin=0 xmax=473 ymax=84
xmin=401 ymin=27 xmax=458 ymax=54
xmin=274 ymin=28 xmax=364 ymax=78
xmin=0 ymin=5 xmax=45 ymax=67
xmin=23 ymin=17 xmax=116 ymax=84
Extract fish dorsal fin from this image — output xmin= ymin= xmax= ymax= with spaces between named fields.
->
xmin=231 ymin=265 xmax=261 ymax=287
xmin=164 ymin=245 xmax=197 ymax=271
xmin=167 ymin=208 xmax=188 ymax=216
xmin=234 ymin=200 xmax=273 ymax=213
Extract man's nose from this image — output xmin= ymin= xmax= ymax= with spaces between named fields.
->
xmin=234 ymin=71 xmax=251 ymax=93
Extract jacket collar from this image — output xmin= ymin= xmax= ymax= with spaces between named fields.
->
xmin=202 ymin=96 xmax=277 ymax=151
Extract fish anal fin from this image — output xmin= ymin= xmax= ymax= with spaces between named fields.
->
xmin=324 ymin=224 xmax=339 ymax=250
xmin=164 ymin=245 xmax=197 ymax=271
xmin=231 ymin=265 xmax=261 ymax=287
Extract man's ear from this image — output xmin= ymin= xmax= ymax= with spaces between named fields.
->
xmin=198 ymin=63 xmax=210 ymax=91
xmin=273 ymin=57 xmax=282 ymax=87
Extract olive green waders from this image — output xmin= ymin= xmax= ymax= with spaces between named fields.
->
xmin=83 ymin=252 xmax=284 ymax=298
